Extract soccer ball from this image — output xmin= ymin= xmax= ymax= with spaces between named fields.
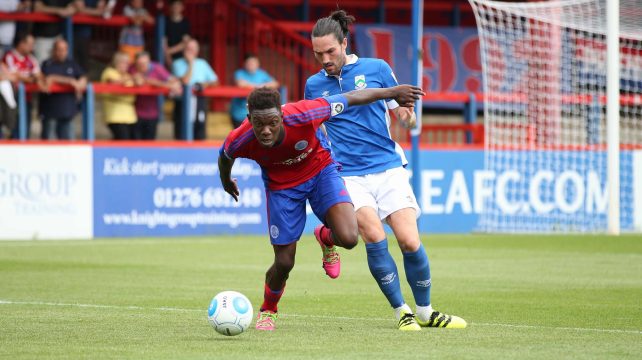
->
xmin=207 ymin=291 xmax=253 ymax=336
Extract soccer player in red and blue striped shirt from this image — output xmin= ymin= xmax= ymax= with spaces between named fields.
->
xmin=218 ymin=84 xmax=423 ymax=331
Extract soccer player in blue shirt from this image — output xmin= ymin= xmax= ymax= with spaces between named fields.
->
xmin=305 ymin=10 xmax=467 ymax=331
xmin=219 ymin=84 xmax=424 ymax=331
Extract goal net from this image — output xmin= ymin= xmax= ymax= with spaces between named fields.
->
xmin=469 ymin=0 xmax=642 ymax=233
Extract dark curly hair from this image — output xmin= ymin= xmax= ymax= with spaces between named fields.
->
xmin=247 ymin=87 xmax=281 ymax=114
xmin=311 ymin=10 xmax=356 ymax=42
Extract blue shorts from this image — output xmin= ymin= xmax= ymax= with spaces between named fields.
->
xmin=266 ymin=164 xmax=352 ymax=245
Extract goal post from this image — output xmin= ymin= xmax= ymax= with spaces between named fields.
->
xmin=469 ymin=0 xmax=642 ymax=233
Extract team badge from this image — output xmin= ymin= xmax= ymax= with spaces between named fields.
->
xmin=331 ymin=102 xmax=344 ymax=116
xmin=354 ymin=75 xmax=367 ymax=90
xmin=294 ymin=140 xmax=308 ymax=151
xmin=270 ymin=225 xmax=279 ymax=239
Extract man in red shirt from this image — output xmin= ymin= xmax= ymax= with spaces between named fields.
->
xmin=218 ymin=84 xmax=423 ymax=331
xmin=2 ymin=33 xmax=40 ymax=139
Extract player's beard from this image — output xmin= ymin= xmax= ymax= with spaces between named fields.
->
xmin=324 ymin=54 xmax=346 ymax=76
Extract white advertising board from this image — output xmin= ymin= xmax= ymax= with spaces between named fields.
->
xmin=0 ymin=145 xmax=93 ymax=240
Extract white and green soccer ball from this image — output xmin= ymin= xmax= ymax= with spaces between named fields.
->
xmin=208 ymin=291 xmax=253 ymax=336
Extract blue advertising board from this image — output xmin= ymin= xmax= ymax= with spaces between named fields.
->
xmin=93 ymin=146 xmax=636 ymax=237
xmin=93 ymin=147 xmax=266 ymax=237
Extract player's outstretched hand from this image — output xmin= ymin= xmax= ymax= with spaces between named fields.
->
xmin=222 ymin=178 xmax=240 ymax=202
xmin=392 ymin=85 xmax=425 ymax=107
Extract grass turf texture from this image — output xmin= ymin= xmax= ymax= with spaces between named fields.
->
xmin=0 ymin=235 xmax=640 ymax=359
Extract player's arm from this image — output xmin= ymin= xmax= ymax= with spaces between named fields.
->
xmin=218 ymin=150 xmax=240 ymax=202
xmin=343 ymin=85 xmax=424 ymax=108
xmin=391 ymin=106 xmax=417 ymax=129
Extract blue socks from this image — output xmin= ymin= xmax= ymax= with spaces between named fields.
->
xmin=402 ymin=243 xmax=431 ymax=307
xmin=366 ymin=239 xmax=404 ymax=309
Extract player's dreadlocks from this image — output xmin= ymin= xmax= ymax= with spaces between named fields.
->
xmin=247 ymin=87 xmax=281 ymax=113
xmin=311 ymin=10 xmax=355 ymax=42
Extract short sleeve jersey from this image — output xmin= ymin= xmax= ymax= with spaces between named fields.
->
xmin=172 ymin=58 xmax=218 ymax=85
xmin=220 ymin=94 xmax=348 ymax=190
xmin=304 ymin=55 xmax=407 ymax=176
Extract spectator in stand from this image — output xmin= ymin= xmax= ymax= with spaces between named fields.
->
xmin=172 ymin=38 xmax=218 ymax=140
xmin=130 ymin=51 xmax=181 ymax=140
xmin=230 ymin=53 xmax=279 ymax=128
xmin=163 ymin=0 xmax=190 ymax=66
xmin=0 ymin=1 xmax=32 ymax=57
xmin=2 ymin=32 xmax=40 ymax=139
xmin=101 ymin=51 xmax=137 ymax=140
xmin=119 ymin=0 xmax=154 ymax=62
xmin=0 ymin=64 xmax=18 ymax=138
xmin=33 ymin=0 xmax=76 ymax=63
xmin=37 ymin=38 xmax=86 ymax=139
xmin=72 ymin=0 xmax=107 ymax=73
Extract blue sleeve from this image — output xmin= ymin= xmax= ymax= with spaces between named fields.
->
xmin=304 ymin=79 xmax=312 ymax=100
xmin=74 ymin=62 xmax=85 ymax=78
xmin=172 ymin=59 xmax=186 ymax=77
xmin=325 ymin=94 xmax=348 ymax=117
xmin=257 ymin=69 xmax=274 ymax=83
xmin=203 ymin=61 xmax=218 ymax=82
xmin=379 ymin=60 xmax=399 ymax=88
xmin=40 ymin=61 xmax=50 ymax=75
xmin=234 ymin=69 xmax=245 ymax=81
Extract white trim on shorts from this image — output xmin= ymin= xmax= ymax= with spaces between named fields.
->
xmin=342 ymin=166 xmax=421 ymax=221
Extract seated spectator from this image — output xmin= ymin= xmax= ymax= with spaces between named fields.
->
xmin=101 ymin=52 xmax=137 ymax=140
xmin=37 ymin=38 xmax=86 ymax=140
xmin=2 ymin=32 xmax=40 ymax=139
xmin=163 ymin=0 xmax=190 ymax=66
xmin=130 ymin=51 xmax=181 ymax=140
xmin=33 ymin=0 xmax=76 ymax=64
xmin=119 ymin=0 xmax=154 ymax=62
xmin=230 ymin=53 xmax=279 ymax=128
xmin=73 ymin=0 xmax=107 ymax=73
xmin=172 ymin=39 xmax=218 ymax=140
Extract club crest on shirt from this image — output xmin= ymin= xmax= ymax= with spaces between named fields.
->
xmin=294 ymin=140 xmax=308 ymax=151
xmin=270 ymin=225 xmax=279 ymax=239
xmin=354 ymin=75 xmax=367 ymax=90
xmin=321 ymin=90 xmax=330 ymax=97
xmin=330 ymin=102 xmax=344 ymax=116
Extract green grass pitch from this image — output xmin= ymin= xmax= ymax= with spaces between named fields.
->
xmin=1 ymin=234 xmax=640 ymax=359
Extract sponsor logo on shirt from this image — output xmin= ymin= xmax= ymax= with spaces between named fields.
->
xmin=321 ymin=90 xmax=330 ymax=97
xmin=330 ymin=102 xmax=344 ymax=116
xmin=354 ymin=75 xmax=367 ymax=90
xmin=276 ymin=148 xmax=313 ymax=166
xmin=294 ymin=140 xmax=308 ymax=151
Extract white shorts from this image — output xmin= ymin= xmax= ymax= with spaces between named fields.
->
xmin=343 ymin=166 xmax=421 ymax=221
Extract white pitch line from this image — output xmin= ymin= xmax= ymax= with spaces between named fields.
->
xmin=0 ymin=299 xmax=640 ymax=335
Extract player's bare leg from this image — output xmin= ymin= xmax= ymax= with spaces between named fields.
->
xmin=256 ymin=242 xmax=297 ymax=331
xmin=387 ymin=208 xmax=467 ymax=329
xmin=314 ymin=202 xmax=358 ymax=278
